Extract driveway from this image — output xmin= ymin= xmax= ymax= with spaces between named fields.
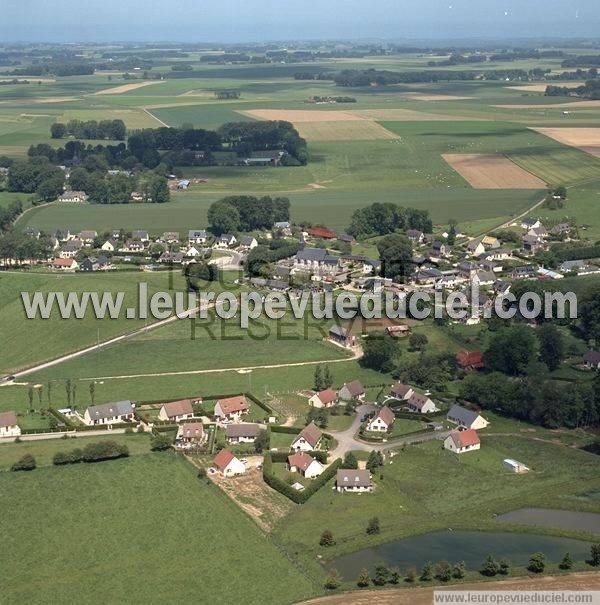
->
xmin=327 ymin=404 xmax=452 ymax=459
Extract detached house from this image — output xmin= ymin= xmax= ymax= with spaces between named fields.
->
xmin=287 ymin=451 xmax=324 ymax=478
xmin=52 ymin=257 xmax=78 ymax=271
xmin=122 ymin=239 xmax=145 ymax=253
xmin=188 ymin=230 xmax=208 ymax=245
xmin=101 ymin=239 xmax=118 ymax=252
xmin=366 ymin=406 xmax=395 ymax=432
xmin=336 ymin=469 xmax=373 ymax=493
xmin=447 ymin=404 xmax=489 ymax=430
xmin=59 ymin=190 xmax=87 ymax=203
xmin=309 ymin=388 xmax=338 ymax=409
xmin=294 ymin=248 xmax=340 ymax=275
xmin=328 ymin=325 xmax=356 ymax=348
xmin=132 ymin=230 xmax=149 ymax=242
xmin=406 ymin=229 xmax=424 ymax=244
xmin=215 ymin=234 xmax=236 ymax=248
xmin=239 ymin=236 xmax=258 ymax=250
xmin=338 ymin=380 xmax=365 ymax=402
xmin=214 ymin=396 xmax=249 ymax=422
xmin=467 ymin=239 xmax=485 ymax=256
xmin=291 ymin=422 xmax=323 ymax=452
xmin=59 ymin=240 xmax=83 ymax=258
xmin=390 ymin=382 xmax=414 ymax=401
xmin=176 ymin=422 xmax=206 ymax=444
xmin=0 ymin=411 xmax=21 ymax=438
xmin=456 ymin=350 xmax=484 ymax=371
xmin=407 ymin=392 xmax=438 ymax=414
xmin=83 ymin=401 xmax=134 ymax=426
xmin=583 ymin=350 xmax=600 ymax=370
xmin=78 ymin=231 xmax=97 ymax=245
xmin=213 ymin=449 xmax=245 ymax=477
xmin=226 ymin=423 xmax=261 ymax=444
xmin=158 ymin=399 xmax=195 ymax=422
xmin=444 ymin=428 xmax=481 ymax=454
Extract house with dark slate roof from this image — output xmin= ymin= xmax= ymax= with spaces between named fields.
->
xmin=447 ymin=404 xmax=489 ymax=430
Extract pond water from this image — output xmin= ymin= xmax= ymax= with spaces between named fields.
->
xmin=327 ymin=530 xmax=593 ymax=579
xmin=496 ymin=508 xmax=600 ymax=533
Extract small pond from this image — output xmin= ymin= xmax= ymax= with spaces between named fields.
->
xmin=496 ymin=508 xmax=600 ymax=533
xmin=327 ymin=530 xmax=593 ymax=579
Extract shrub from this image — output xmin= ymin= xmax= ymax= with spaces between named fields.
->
xmin=480 ymin=555 xmax=500 ymax=577
xmin=11 ymin=454 xmax=36 ymax=471
xmin=435 ymin=561 xmax=452 ymax=582
xmin=498 ymin=559 xmax=510 ymax=575
xmin=559 ymin=552 xmax=573 ymax=570
xmin=420 ymin=562 xmax=434 ymax=581
xmin=81 ymin=440 xmax=129 ymax=462
xmin=366 ymin=516 xmax=380 ymax=535
xmin=324 ymin=569 xmax=341 ymax=590
xmin=150 ymin=434 xmax=173 ymax=451
xmin=372 ymin=565 xmax=390 ymax=586
xmin=406 ymin=567 xmax=418 ymax=583
xmin=343 ymin=452 xmax=358 ymax=469
xmin=197 ymin=467 xmax=207 ymax=479
xmin=527 ymin=552 xmax=546 ymax=574
xmin=357 ymin=568 xmax=370 ymax=587
xmin=452 ymin=561 xmax=466 ymax=579
xmin=319 ymin=529 xmax=335 ymax=547
xmin=590 ymin=544 xmax=600 ymax=567
xmin=389 ymin=567 xmax=401 ymax=584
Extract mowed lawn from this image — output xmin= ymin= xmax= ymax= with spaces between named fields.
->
xmin=0 ymin=454 xmax=317 ymax=604
xmin=0 ymin=271 xmax=191 ymax=374
xmin=274 ymin=427 xmax=600 ymax=560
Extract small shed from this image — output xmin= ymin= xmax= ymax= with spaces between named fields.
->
xmin=503 ymin=458 xmax=530 ymax=473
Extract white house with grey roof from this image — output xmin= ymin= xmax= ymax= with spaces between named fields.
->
xmin=293 ymin=248 xmax=340 ymax=274
xmin=447 ymin=404 xmax=489 ymax=430
xmin=83 ymin=401 xmax=135 ymax=426
xmin=188 ymin=230 xmax=208 ymax=245
xmin=0 ymin=411 xmax=21 ymax=438
xmin=336 ymin=469 xmax=373 ymax=493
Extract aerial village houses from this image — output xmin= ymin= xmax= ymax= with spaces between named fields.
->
xmin=366 ymin=406 xmax=395 ymax=432
xmin=0 ymin=411 xmax=21 ymax=438
xmin=336 ymin=469 xmax=373 ymax=493
xmin=406 ymin=392 xmax=438 ymax=414
xmin=338 ymin=380 xmax=365 ymax=402
xmin=287 ymin=451 xmax=324 ymax=478
xmin=214 ymin=395 xmax=249 ymax=423
xmin=158 ymin=399 xmax=195 ymax=423
xmin=226 ymin=423 xmax=261 ymax=444
xmin=213 ymin=449 xmax=246 ymax=477
xmin=291 ymin=421 xmax=323 ymax=452
xmin=447 ymin=404 xmax=489 ymax=430
xmin=83 ymin=401 xmax=135 ymax=426
xmin=176 ymin=422 xmax=206 ymax=445
xmin=309 ymin=388 xmax=338 ymax=408
xmin=444 ymin=428 xmax=481 ymax=454
xmin=390 ymin=382 xmax=414 ymax=401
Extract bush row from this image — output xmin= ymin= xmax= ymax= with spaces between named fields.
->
xmin=53 ymin=440 xmax=129 ymax=465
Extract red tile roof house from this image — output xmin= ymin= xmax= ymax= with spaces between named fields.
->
xmin=291 ymin=422 xmax=323 ymax=452
xmin=366 ymin=406 xmax=395 ymax=432
xmin=213 ymin=449 xmax=246 ymax=477
xmin=226 ymin=423 xmax=261 ymax=444
xmin=336 ymin=469 xmax=373 ymax=493
xmin=406 ymin=392 xmax=439 ymax=414
xmin=338 ymin=380 xmax=366 ymax=402
xmin=176 ymin=422 xmax=205 ymax=444
xmin=390 ymin=382 xmax=414 ymax=401
xmin=308 ymin=388 xmax=339 ymax=409
xmin=307 ymin=226 xmax=337 ymax=240
xmin=444 ymin=428 xmax=481 ymax=454
xmin=457 ymin=350 xmax=485 ymax=371
xmin=0 ymin=411 xmax=21 ymax=438
xmin=158 ymin=399 xmax=196 ymax=422
xmin=287 ymin=451 xmax=324 ymax=478
xmin=51 ymin=257 xmax=78 ymax=271
xmin=214 ymin=396 xmax=249 ymax=423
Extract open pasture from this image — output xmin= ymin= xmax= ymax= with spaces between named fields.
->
xmin=60 ymin=107 xmax=163 ymax=128
xmin=94 ymin=80 xmax=166 ymax=95
xmin=290 ymin=120 xmax=398 ymax=141
xmin=442 ymin=153 xmax=548 ymax=189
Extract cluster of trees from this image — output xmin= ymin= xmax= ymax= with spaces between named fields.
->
xmin=53 ymin=440 xmax=129 ymax=465
xmin=377 ymin=233 xmax=414 ymax=281
xmin=51 ymin=119 xmax=126 ymax=141
xmin=246 ymin=238 xmax=300 ymax=277
xmin=7 ymin=156 xmax=65 ymax=198
xmin=218 ymin=121 xmax=308 ymax=165
xmin=427 ymin=53 xmax=487 ymax=67
xmin=546 ymin=79 xmax=600 ymax=99
xmin=0 ymin=199 xmax=23 ymax=232
xmin=347 ymin=202 xmax=432 ymax=239
xmin=562 ymin=56 xmax=600 ymax=68
xmin=0 ymin=231 xmax=55 ymax=264
xmin=333 ymin=68 xmax=543 ymax=87
xmin=207 ymin=195 xmax=290 ymax=235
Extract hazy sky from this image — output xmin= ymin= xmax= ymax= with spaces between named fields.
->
xmin=2 ymin=0 xmax=599 ymax=43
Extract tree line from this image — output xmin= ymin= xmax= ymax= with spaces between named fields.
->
xmin=51 ymin=119 xmax=126 ymax=141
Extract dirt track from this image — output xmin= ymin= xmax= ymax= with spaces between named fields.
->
xmin=299 ymin=572 xmax=600 ymax=605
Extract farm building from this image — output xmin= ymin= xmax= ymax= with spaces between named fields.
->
xmin=83 ymin=401 xmax=134 ymax=426
xmin=444 ymin=429 xmax=481 ymax=454
xmin=447 ymin=404 xmax=489 ymax=430
xmin=307 ymin=226 xmax=337 ymax=240
xmin=226 ymin=423 xmax=261 ymax=444
xmin=386 ymin=324 xmax=411 ymax=338
xmin=213 ymin=449 xmax=246 ymax=477
xmin=309 ymin=388 xmax=338 ymax=408
xmin=328 ymin=325 xmax=356 ymax=348
xmin=58 ymin=190 xmax=88 ymax=203
xmin=0 ymin=411 xmax=21 ymax=438
xmin=503 ymin=458 xmax=530 ymax=473
xmin=456 ymin=350 xmax=484 ymax=371
xmin=291 ymin=422 xmax=323 ymax=452
xmin=287 ymin=452 xmax=324 ymax=478
xmin=338 ymin=380 xmax=365 ymax=401
xmin=366 ymin=406 xmax=395 ymax=432
xmin=214 ymin=396 xmax=249 ymax=422
xmin=336 ymin=469 xmax=373 ymax=493
xmin=244 ymin=150 xmax=285 ymax=165
xmin=158 ymin=399 xmax=195 ymax=422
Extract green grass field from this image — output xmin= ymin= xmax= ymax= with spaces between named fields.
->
xmin=0 ymin=453 xmax=317 ymax=604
